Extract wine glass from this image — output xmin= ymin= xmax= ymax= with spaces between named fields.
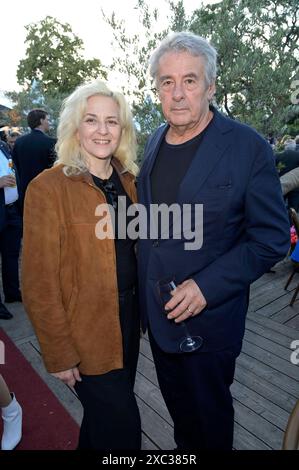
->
xmin=156 ymin=276 xmax=203 ymax=352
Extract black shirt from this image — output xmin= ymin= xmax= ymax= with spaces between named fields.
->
xmin=92 ymin=169 xmax=137 ymax=292
xmin=150 ymin=131 xmax=204 ymax=205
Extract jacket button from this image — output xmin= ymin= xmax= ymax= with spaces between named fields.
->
xmin=152 ymin=240 xmax=159 ymax=247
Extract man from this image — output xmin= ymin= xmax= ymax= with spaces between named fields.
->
xmin=137 ymin=32 xmax=290 ymax=450
xmin=7 ymin=130 xmax=22 ymax=153
xmin=276 ymin=139 xmax=299 ymax=211
xmin=0 ymin=139 xmax=22 ymax=319
xmin=12 ymin=109 xmax=56 ymax=211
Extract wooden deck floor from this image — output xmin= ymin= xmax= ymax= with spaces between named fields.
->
xmin=1 ymin=259 xmax=299 ymax=450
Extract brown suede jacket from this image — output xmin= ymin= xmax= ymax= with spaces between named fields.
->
xmin=21 ymin=158 xmax=137 ymax=375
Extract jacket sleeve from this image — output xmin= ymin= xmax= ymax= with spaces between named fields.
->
xmin=193 ymin=142 xmax=290 ymax=308
xmin=21 ymin=177 xmax=81 ymax=373
xmin=280 ymin=167 xmax=299 ymax=195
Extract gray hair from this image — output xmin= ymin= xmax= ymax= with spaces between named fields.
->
xmin=149 ymin=31 xmax=217 ymax=87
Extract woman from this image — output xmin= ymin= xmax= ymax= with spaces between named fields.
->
xmin=22 ymin=79 xmax=141 ymax=450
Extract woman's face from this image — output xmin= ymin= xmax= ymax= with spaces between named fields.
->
xmin=77 ymin=95 xmax=122 ymax=162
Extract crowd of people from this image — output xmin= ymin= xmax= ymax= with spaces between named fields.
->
xmin=0 ymin=31 xmax=296 ymax=451
xmin=275 ymin=137 xmax=299 ymax=211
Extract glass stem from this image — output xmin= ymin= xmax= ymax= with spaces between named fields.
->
xmin=181 ymin=321 xmax=194 ymax=344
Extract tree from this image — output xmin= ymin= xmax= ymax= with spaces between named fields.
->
xmin=102 ymin=0 xmax=169 ymax=158
xmin=104 ymin=0 xmax=299 ymax=147
xmin=6 ymin=80 xmax=64 ymax=134
xmin=17 ymin=16 xmax=107 ymax=95
xmin=5 ymin=16 xmax=108 ymax=131
xmin=189 ymin=0 xmax=299 ymax=136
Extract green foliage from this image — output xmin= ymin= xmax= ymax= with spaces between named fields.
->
xmin=189 ymin=0 xmax=299 ymax=136
xmin=103 ymin=0 xmax=196 ymax=157
xmin=102 ymin=0 xmax=170 ymax=157
xmin=133 ymin=98 xmax=164 ymax=162
xmin=6 ymin=81 xmax=65 ymax=135
xmin=5 ymin=16 xmax=108 ymax=132
xmin=0 ymin=107 xmax=10 ymax=127
xmin=17 ymin=16 xmax=107 ymax=95
xmin=4 ymin=2 xmax=298 ymax=148
xmin=276 ymin=161 xmax=286 ymax=172
xmin=103 ymin=0 xmax=299 ymax=150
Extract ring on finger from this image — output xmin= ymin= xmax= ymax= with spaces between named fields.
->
xmin=187 ymin=306 xmax=193 ymax=315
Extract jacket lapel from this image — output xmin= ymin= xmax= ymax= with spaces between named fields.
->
xmin=66 ymin=158 xmax=137 ymax=203
xmin=177 ymin=109 xmax=233 ymax=203
xmin=112 ymin=158 xmax=137 ymax=203
xmin=139 ymin=124 xmax=168 ymax=204
xmin=138 ymin=108 xmax=234 ymax=240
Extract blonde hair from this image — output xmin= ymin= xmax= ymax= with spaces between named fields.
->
xmin=55 ymin=79 xmax=138 ymax=176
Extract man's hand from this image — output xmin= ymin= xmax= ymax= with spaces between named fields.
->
xmin=165 ymin=279 xmax=207 ymax=323
xmin=51 ymin=367 xmax=82 ymax=387
xmin=0 ymin=175 xmax=16 ymax=188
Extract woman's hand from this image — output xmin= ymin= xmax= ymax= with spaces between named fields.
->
xmin=51 ymin=367 xmax=82 ymax=387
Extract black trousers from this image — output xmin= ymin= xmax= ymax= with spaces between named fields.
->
xmin=149 ymin=329 xmax=242 ymax=450
xmin=0 ymin=204 xmax=22 ymax=303
xmin=74 ymin=288 xmax=141 ymax=450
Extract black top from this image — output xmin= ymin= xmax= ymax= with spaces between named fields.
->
xmin=150 ymin=131 xmax=205 ymax=205
xmin=92 ymin=168 xmax=137 ymax=292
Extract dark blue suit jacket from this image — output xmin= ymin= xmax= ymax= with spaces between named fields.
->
xmin=12 ymin=129 xmax=56 ymax=210
xmin=137 ymin=108 xmax=290 ymax=353
xmin=0 ymin=141 xmax=20 ymax=230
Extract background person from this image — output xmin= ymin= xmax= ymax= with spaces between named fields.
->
xmin=0 ymin=138 xmax=22 ymax=319
xmin=276 ymin=139 xmax=299 ymax=211
xmin=7 ymin=131 xmax=22 ymax=153
xmin=12 ymin=109 xmax=56 ymax=212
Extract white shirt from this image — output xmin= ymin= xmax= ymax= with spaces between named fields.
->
xmin=0 ymin=149 xmax=18 ymax=204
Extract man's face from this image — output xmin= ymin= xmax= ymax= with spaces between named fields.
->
xmin=7 ymin=136 xmax=18 ymax=149
xmin=41 ymin=115 xmax=50 ymax=132
xmin=157 ymin=51 xmax=215 ymax=131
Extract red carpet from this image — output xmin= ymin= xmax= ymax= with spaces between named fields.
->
xmin=0 ymin=328 xmax=79 ymax=450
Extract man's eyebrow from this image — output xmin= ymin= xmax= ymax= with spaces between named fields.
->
xmin=159 ymin=72 xmax=199 ymax=82
xmin=183 ymin=72 xmax=199 ymax=79
xmin=159 ymin=75 xmax=172 ymax=83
